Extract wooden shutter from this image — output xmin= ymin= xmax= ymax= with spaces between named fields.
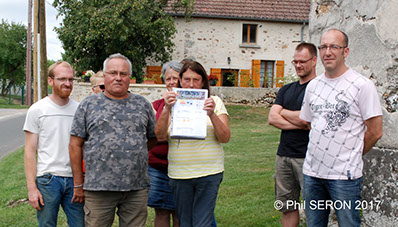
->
xmin=251 ymin=60 xmax=261 ymax=88
xmin=210 ymin=68 xmax=221 ymax=86
xmin=240 ymin=69 xmax=251 ymax=87
xmin=146 ymin=66 xmax=162 ymax=84
xmin=275 ymin=61 xmax=284 ymax=88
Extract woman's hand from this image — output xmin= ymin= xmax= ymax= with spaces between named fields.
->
xmin=204 ymin=97 xmax=216 ymax=116
xmin=204 ymin=97 xmax=231 ymax=143
xmin=163 ymin=91 xmax=177 ymax=110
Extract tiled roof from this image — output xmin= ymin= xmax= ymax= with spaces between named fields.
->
xmin=166 ymin=0 xmax=310 ymax=22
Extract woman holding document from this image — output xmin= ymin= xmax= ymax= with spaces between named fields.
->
xmin=155 ymin=60 xmax=231 ymax=227
xmin=148 ymin=61 xmax=182 ymax=227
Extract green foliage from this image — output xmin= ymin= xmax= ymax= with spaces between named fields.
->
xmin=53 ymin=0 xmax=193 ymax=80
xmin=281 ymin=73 xmax=299 ymax=85
xmin=223 ymin=72 xmax=236 ymax=87
xmin=0 ymin=20 xmax=27 ymax=95
xmin=47 ymin=59 xmax=56 ymax=69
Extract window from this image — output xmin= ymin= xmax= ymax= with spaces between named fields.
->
xmin=242 ymin=24 xmax=257 ymax=44
xmin=221 ymin=69 xmax=239 ymax=87
xmin=260 ymin=61 xmax=275 ymax=88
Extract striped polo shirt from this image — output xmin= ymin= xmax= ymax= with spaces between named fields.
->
xmin=168 ymin=96 xmax=228 ymax=179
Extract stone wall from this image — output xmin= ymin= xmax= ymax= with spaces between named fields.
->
xmin=211 ymin=87 xmax=278 ymax=106
xmin=70 ymin=82 xmax=278 ymax=106
xmin=70 ymin=82 xmax=167 ymax=103
xmin=147 ymin=17 xmax=309 ymax=85
xmin=309 ymin=1 xmax=398 ymax=225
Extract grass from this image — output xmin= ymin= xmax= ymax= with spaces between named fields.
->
xmin=0 ymin=95 xmax=29 ymax=109
xmin=0 ymin=105 xmax=283 ymax=226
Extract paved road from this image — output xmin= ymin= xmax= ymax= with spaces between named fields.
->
xmin=0 ymin=109 xmax=27 ymax=160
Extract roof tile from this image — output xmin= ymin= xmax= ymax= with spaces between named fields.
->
xmin=167 ymin=0 xmax=310 ymax=22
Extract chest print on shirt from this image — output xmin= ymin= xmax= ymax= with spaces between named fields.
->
xmin=322 ymin=91 xmax=350 ymax=134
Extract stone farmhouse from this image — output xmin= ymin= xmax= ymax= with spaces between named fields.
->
xmin=146 ymin=0 xmax=311 ymax=88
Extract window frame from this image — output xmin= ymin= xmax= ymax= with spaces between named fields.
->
xmin=242 ymin=24 xmax=258 ymax=44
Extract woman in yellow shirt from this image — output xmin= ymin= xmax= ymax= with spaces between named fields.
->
xmin=155 ymin=60 xmax=231 ymax=227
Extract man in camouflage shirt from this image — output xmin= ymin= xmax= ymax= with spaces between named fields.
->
xmin=69 ymin=53 xmax=157 ymax=227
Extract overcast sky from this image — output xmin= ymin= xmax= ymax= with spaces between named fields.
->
xmin=0 ymin=0 xmax=63 ymax=60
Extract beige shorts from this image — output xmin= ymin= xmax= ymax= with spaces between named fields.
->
xmin=84 ymin=189 xmax=148 ymax=227
xmin=274 ymin=155 xmax=304 ymax=212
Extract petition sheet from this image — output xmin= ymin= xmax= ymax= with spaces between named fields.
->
xmin=170 ymin=88 xmax=208 ymax=140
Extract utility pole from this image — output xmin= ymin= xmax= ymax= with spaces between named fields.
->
xmin=33 ymin=0 xmax=48 ymax=103
xmin=26 ymin=0 xmax=32 ymax=106
xmin=33 ymin=0 xmax=38 ymax=102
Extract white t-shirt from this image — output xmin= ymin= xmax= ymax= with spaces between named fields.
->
xmin=23 ymin=97 xmax=79 ymax=177
xmin=300 ymin=69 xmax=382 ymax=180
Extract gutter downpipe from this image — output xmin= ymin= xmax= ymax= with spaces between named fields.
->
xmin=301 ymin=22 xmax=306 ymax=42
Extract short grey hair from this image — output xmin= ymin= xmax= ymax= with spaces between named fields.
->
xmin=103 ymin=53 xmax=132 ymax=74
xmin=161 ymin=61 xmax=183 ymax=76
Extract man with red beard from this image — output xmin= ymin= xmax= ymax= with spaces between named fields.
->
xmin=23 ymin=61 xmax=84 ymax=226
xmin=268 ymin=42 xmax=317 ymax=227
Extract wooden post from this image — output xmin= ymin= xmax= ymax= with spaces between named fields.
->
xmin=39 ymin=0 xmax=47 ymax=99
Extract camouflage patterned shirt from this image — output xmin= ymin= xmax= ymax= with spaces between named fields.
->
xmin=71 ymin=92 xmax=156 ymax=191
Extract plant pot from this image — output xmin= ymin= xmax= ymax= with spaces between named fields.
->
xmin=130 ymin=79 xmax=136 ymax=84
xmin=144 ymin=80 xmax=155 ymax=84
xmin=210 ymin=80 xmax=217 ymax=86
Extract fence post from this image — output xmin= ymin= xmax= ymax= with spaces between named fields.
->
xmin=21 ymin=85 xmax=25 ymax=105
xmin=8 ymin=85 xmax=12 ymax=104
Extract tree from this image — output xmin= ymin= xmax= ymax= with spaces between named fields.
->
xmin=47 ymin=59 xmax=56 ymax=69
xmin=0 ymin=20 xmax=27 ymax=96
xmin=53 ymin=0 xmax=193 ymax=81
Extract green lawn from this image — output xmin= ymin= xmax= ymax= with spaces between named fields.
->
xmin=0 ymin=95 xmax=29 ymax=109
xmin=0 ymin=105 xmax=284 ymax=226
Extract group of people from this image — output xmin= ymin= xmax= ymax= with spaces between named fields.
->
xmin=23 ymin=28 xmax=382 ymax=227
xmin=24 ymin=54 xmax=229 ymax=227
xmin=269 ymin=29 xmax=382 ymax=227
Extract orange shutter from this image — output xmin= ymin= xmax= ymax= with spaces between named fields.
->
xmin=210 ymin=68 xmax=221 ymax=86
xmin=251 ymin=60 xmax=261 ymax=88
xmin=239 ymin=69 xmax=251 ymax=87
xmin=146 ymin=66 xmax=162 ymax=84
xmin=275 ymin=61 xmax=284 ymax=88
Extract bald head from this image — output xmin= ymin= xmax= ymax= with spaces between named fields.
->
xmin=321 ymin=29 xmax=349 ymax=47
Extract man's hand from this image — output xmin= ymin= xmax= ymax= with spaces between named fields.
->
xmin=71 ymin=187 xmax=85 ymax=203
xmin=24 ymin=131 xmax=43 ymax=210
xmin=268 ymin=105 xmax=305 ymax=130
xmin=28 ymin=188 xmax=44 ymax=210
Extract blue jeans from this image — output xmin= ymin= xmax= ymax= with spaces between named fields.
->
xmin=36 ymin=174 xmax=84 ymax=227
xmin=169 ymin=172 xmax=223 ymax=227
xmin=212 ymin=215 xmax=217 ymax=227
xmin=303 ymin=174 xmax=362 ymax=227
xmin=147 ymin=166 xmax=176 ymax=210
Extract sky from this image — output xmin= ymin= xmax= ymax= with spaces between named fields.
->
xmin=0 ymin=0 xmax=64 ymax=60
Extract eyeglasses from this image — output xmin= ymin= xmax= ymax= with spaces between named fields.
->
xmin=105 ymin=71 xmax=130 ymax=78
xmin=291 ymin=57 xmax=314 ymax=66
xmin=94 ymin=84 xmax=105 ymax=90
xmin=318 ymin=45 xmax=346 ymax=52
xmin=53 ymin=77 xmax=74 ymax=83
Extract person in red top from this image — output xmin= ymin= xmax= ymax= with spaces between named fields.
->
xmin=148 ymin=61 xmax=182 ymax=227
